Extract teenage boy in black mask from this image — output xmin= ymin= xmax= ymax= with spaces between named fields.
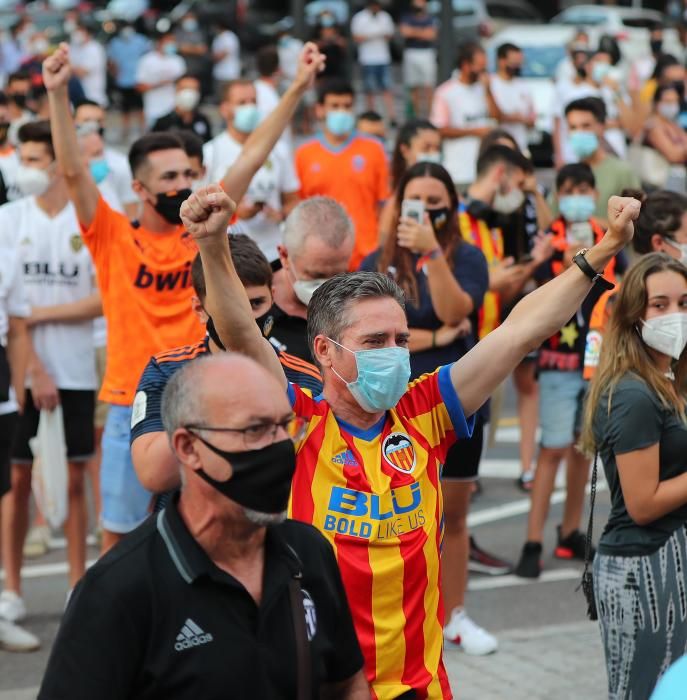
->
xmin=44 ymin=41 xmax=326 ymax=553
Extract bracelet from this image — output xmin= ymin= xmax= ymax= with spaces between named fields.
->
xmin=415 ymin=247 xmax=443 ymax=272
xmin=431 ymin=330 xmax=437 ymax=348
xmin=572 ymin=249 xmax=615 ymax=291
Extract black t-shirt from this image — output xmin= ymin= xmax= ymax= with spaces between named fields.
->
xmin=38 ymin=496 xmax=363 ymax=700
xmin=262 ymin=303 xmax=313 ymax=364
xmin=594 ymin=375 xmax=687 ymax=556
xmin=151 ymin=110 xmax=213 ymax=143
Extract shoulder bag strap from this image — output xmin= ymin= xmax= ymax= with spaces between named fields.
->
xmin=288 ymin=573 xmax=312 ymax=700
xmin=579 ymin=452 xmax=599 ymax=621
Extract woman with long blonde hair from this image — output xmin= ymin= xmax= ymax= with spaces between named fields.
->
xmin=580 ymin=253 xmax=687 ymax=699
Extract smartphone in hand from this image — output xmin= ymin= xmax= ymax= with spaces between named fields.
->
xmin=401 ymin=199 xmax=425 ymax=224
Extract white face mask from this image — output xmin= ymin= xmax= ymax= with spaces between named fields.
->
xmin=641 ymin=312 xmax=687 ymax=360
xmin=293 ymin=278 xmax=326 ymax=306
xmin=658 ymin=102 xmax=680 ymax=121
xmin=417 ymin=151 xmax=441 ymax=164
xmin=175 ymin=88 xmax=200 ymax=112
xmin=15 ymin=164 xmax=51 ymax=197
xmin=667 ymin=238 xmax=687 ymax=265
xmin=492 ymin=187 xmax=525 ymax=214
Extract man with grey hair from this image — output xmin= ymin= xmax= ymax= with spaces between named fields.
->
xmin=265 ymin=195 xmax=354 ymax=362
xmin=39 ymin=352 xmax=369 ymax=699
xmin=181 ymin=183 xmax=640 ymax=698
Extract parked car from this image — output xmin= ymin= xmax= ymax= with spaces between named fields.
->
xmin=427 ymin=0 xmax=543 ymax=42
xmin=552 ymin=5 xmax=684 ymax=62
xmin=485 ymin=25 xmax=577 ymax=166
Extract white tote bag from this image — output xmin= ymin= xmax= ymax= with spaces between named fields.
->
xmin=30 ymin=406 xmax=68 ymax=529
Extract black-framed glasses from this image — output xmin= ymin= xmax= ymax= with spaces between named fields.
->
xmin=184 ymin=415 xmax=307 ymax=449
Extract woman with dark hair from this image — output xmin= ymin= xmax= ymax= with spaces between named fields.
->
xmin=379 ymin=119 xmax=441 ymax=240
xmin=360 ymin=161 xmax=502 ymax=655
xmin=580 ymin=253 xmax=687 ymax=699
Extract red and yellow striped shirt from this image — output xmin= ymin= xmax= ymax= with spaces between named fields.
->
xmin=288 ymin=365 xmax=473 ymax=699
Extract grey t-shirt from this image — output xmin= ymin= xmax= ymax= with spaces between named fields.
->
xmin=594 ymin=374 xmax=687 ymax=556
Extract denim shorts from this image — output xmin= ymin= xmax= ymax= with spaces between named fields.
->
xmin=362 ymin=64 xmax=390 ymax=93
xmin=538 ymin=370 xmax=586 ymax=449
xmin=100 ymin=404 xmax=153 ymax=533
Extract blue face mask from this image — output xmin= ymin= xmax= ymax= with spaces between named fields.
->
xmin=591 ymin=62 xmax=611 ymax=84
xmin=89 ymin=159 xmax=110 ymax=184
xmin=163 ymin=42 xmax=177 ymax=56
xmin=568 ymin=131 xmax=599 ymax=159
xmin=559 ymin=194 xmax=596 ymax=223
xmin=233 ymin=104 xmax=260 ymax=133
xmin=326 ymin=110 xmax=355 ymax=137
xmin=328 ymin=338 xmax=411 ymax=413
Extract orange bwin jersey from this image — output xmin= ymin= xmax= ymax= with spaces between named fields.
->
xmin=288 ymin=365 xmax=473 ymax=699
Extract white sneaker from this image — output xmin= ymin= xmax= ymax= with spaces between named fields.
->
xmin=23 ymin=525 xmax=51 ymax=559
xmin=0 ymin=619 xmax=40 ymax=652
xmin=0 ymin=591 xmax=27 ymax=623
xmin=443 ymin=608 xmax=498 ymax=656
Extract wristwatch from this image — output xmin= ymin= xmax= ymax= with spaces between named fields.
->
xmin=572 ymin=249 xmax=615 ymax=291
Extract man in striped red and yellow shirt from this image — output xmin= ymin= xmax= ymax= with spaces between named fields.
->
xmin=188 ymin=184 xmax=640 ymax=699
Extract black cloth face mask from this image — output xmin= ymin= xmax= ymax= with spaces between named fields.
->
xmin=191 ymin=435 xmax=296 ymax=514
xmin=153 ymin=188 xmax=192 ymax=224
xmin=427 ymin=206 xmax=451 ymax=234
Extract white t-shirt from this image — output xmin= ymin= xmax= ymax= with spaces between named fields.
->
xmin=255 ymin=78 xmax=293 ymax=155
xmin=431 ymin=78 xmax=491 ymax=185
xmin=0 ymin=238 xmax=29 ymax=415
xmin=212 ymin=30 xmax=241 ymax=81
xmin=553 ymin=80 xmax=600 ymax=164
xmin=0 ymin=149 xmax=20 ymax=201
xmin=70 ymin=39 xmax=108 ymax=106
xmin=0 ymin=198 xmax=97 ymax=389
xmin=135 ymin=51 xmax=186 ymax=124
xmin=490 ymin=74 xmax=535 ymax=154
xmin=351 ymin=9 xmax=394 ymax=65
xmin=203 ymin=132 xmax=300 ymax=262
xmin=104 ymin=147 xmax=137 ymax=207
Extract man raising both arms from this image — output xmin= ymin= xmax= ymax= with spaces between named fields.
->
xmin=185 ymin=184 xmax=639 ymax=698
xmin=44 ymin=42 xmax=326 ymax=552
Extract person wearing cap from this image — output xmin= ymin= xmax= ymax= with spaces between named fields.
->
xmin=38 ymin=353 xmax=368 ymax=699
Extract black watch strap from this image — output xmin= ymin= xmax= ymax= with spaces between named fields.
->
xmin=572 ymin=249 xmax=615 ymax=291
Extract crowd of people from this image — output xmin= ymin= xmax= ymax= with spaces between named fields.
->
xmin=0 ymin=2 xmax=686 ymax=699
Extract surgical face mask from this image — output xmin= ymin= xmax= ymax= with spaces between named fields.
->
xmin=163 ymin=42 xmax=178 ymax=56
xmin=591 ymin=62 xmax=611 ymax=84
xmin=182 ymin=18 xmax=198 ymax=32
xmin=63 ymin=19 xmax=77 ymax=34
xmin=192 ymin=435 xmax=296 ymax=514
xmin=325 ymin=109 xmax=355 ymax=137
xmin=121 ymin=26 xmax=135 ymax=38
xmin=667 ymin=238 xmax=687 ymax=265
xmin=320 ymin=14 xmax=336 ymax=27
xmin=233 ymin=104 xmax=260 ymax=133
xmin=289 ymin=261 xmax=327 ymax=306
xmin=89 ymin=159 xmax=110 ymax=184
xmin=30 ymin=37 xmax=49 ymax=55
xmin=328 ymin=338 xmax=411 ymax=413
xmin=492 ymin=187 xmax=525 ymax=214
xmin=658 ymin=102 xmax=680 ymax=121
xmin=559 ymin=194 xmax=596 ymax=223
xmin=175 ymin=87 xmax=200 ymax=112
xmin=71 ymin=31 xmax=87 ymax=46
xmin=15 ymin=164 xmax=51 ymax=197
xmin=569 ymin=130 xmax=599 ymax=159
xmin=417 ymin=151 xmax=441 ymax=164
xmin=641 ymin=312 xmax=687 ymax=361
xmin=152 ymin=188 xmax=192 ymax=224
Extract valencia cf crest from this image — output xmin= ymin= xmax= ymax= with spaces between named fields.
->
xmin=382 ymin=432 xmax=416 ymax=474
xmin=70 ymin=234 xmax=83 ymax=252
xmin=260 ymin=314 xmax=274 ymax=338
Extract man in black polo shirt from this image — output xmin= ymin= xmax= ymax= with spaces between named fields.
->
xmin=38 ymin=353 xmax=367 ymax=699
xmin=151 ymin=75 xmax=213 ymax=143
xmin=266 ymin=196 xmax=354 ymax=363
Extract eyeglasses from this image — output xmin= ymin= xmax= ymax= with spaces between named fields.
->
xmin=184 ymin=415 xmax=307 ymax=449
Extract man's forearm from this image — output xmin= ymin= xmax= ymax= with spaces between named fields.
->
xmin=7 ymin=317 xmax=29 ymax=404
xmin=48 ymin=88 xmax=83 ymax=179
xmin=31 ymin=291 xmax=102 ymax=325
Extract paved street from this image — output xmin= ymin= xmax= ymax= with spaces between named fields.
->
xmin=0 ymin=380 xmax=612 ymax=698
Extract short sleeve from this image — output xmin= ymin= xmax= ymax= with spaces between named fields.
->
xmin=80 ymin=195 xmax=125 ymax=289
xmin=129 ymin=358 xmax=167 ymax=442
xmin=397 ymin=365 xmax=474 ymax=464
xmin=430 ymin=88 xmax=450 ymax=128
xmin=453 ymin=243 xmax=488 ymax=312
xmin=134 ymin=55 xmax=148 ymax=84
xmin=605 ymin=385 xmax=663 ymax=456
xmin=288 ymin=382 xmax=317 ymax=418
xmin=6 ymin=252 xmax=29 ymax=318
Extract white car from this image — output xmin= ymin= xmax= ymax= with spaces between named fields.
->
xmin=552 ymin=5 xmax=684 ymax=62
xmin=485 ymin=25 xmax=576 ymax=164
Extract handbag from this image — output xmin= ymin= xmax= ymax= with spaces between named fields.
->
xmin=627 ymin=143 xmax=671 ymax=188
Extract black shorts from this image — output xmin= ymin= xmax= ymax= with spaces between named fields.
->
xmin=0 ymin=412 xmax=17 ymax=497
xmin=118 ymin=87 xmax=143 ymax=113
xmin=12 ymin=389 xmax=95 ymax=463
xmin=441 ymin=417 xmax=484 ymax=481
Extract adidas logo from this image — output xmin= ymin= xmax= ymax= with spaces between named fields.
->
xmin=174 ymin=618 xmax=214 ymax=652
xmin=332 ymin=449 xmax=358 ymax=467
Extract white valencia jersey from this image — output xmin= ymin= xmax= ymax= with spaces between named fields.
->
xmin=0 ymin=197 xmax=97 ymax=389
